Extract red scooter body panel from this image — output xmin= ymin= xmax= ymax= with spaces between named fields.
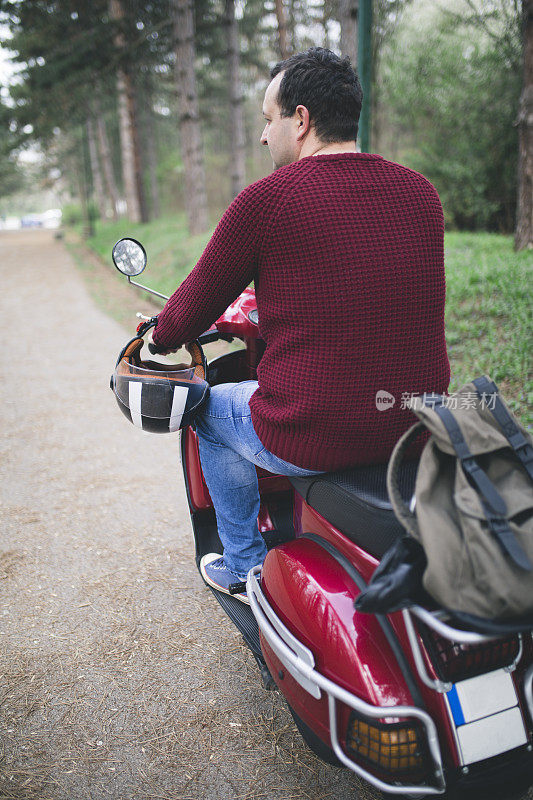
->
xmin=260 ymin=537 xmax=422 ymax=756
xmin=183 ymin=427 xmax=291 ymax=511
xmin=285 ymin=492 xmax=462 ymax=766
xmin=261 ymin=538 xmax=413 ymax=705
xmin=215 ymin=287 xmax=259 ymax=340
xmin=293 ymin=491 xmax=378 ymax=583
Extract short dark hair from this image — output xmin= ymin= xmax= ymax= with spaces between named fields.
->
xmin=270 ymin=48 xmax=363 ymax=143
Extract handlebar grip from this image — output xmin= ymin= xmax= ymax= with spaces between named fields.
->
xmin=197 ymin=329 xmax=234 ymax=345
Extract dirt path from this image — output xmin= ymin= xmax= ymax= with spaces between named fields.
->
xmin=0 ymin=230 xmax=374 ymax=800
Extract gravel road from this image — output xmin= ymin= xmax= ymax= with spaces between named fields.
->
xmin=0 ymin=230 xmax=373 ymax=800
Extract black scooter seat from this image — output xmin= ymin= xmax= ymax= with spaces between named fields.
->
xmin=290 ymin=461 xmax=418 ymax=560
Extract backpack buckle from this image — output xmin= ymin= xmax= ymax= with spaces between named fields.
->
xmin=515 ymin=441 xmax=533 ymax=466
xmin=460 ymin=455 xmax=508 ymax=517
xmin=487 ymin=515 xmax=532 ymax=572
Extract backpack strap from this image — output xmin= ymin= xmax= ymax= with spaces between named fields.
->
xmin=386 ymin=422 xmax=424 ymax=539
xmin=473 ymin=376 xmax=533 ymax=482
xmin=433 ymin=404 xmax=532 ymax=572
xmin=434 ymin=404 xmax=507 ymax=515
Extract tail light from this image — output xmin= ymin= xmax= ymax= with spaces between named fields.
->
xmin=345 ymin=713 xmax=430 ymax=778
xmin=420 ymin=628 xmax=520 ymax=684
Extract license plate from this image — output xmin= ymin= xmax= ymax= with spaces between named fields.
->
xmin=446 ymin=669 xmax=527 ymax=764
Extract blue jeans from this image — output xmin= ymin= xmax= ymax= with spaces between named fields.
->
xmin=194 ymin=381 xmax=323 ymax=580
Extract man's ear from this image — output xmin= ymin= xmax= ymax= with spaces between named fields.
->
xmin=295 ymin=105 xmax=310 ymax=141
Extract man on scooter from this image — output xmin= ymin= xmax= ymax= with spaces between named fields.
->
xmin=151 ymin=48 xmax=450 ymax=603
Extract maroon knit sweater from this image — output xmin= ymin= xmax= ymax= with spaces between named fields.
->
xmin=153 ymin=153 xmax=450 ymax=470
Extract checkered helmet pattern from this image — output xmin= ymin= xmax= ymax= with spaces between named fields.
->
xmin=111 ymin=337 xmax=209 ymax=433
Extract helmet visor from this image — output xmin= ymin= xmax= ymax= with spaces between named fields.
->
xmin=113 ymin=362 xmax=201 ymax=422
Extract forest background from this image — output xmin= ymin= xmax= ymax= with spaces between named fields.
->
xmin=0 ymin=0 xmax=530 ymax=244
xmin=0 ymin=0 xmax=531 ymax=418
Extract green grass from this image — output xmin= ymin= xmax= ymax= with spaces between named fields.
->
xmin=75 ymin=218 xmax=532 ymax=425
xmin=84 ymin=214 xmax=214 ymax=299
xmin=444 ymin=232 xmax=532 ymax=424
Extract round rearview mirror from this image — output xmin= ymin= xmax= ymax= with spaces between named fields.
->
xmin=112 ymin=238 xmax=147 ymax=277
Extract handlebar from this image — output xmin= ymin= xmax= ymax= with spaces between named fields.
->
xmin=197 ymin=329 xmax=234 ymax=345
xmin=146 ymin=327 xmax=233 ymax=356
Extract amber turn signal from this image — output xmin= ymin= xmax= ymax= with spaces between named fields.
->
xmin=345 ymin=713 xmax=428 ymax=776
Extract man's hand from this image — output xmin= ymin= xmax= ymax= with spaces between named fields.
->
xmin=148 ymin=339 xmax=180 ymax=356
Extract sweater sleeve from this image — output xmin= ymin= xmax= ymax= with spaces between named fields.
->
xmin=152 ymin=183 xmax=266 ymax=349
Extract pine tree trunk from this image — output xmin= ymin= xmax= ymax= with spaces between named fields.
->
xmin=225 ymin=0 xmax=246 ymax=198
xmin=109 ymin=0 xmax=148 ymax=224
xmin=140 ymin=74 xmax=161 ymax=220
xmin=172 ymin=0 xmax=209 ymax=235
xmin=323 ymin=4 xmax=331 ymax=50
xmin=515 ymin=0 xmax=533 ymax=251
xmin=339 ymin=0 xmax=358 ymax=68
xmin=145 ymin=106 xmax=161 ymax=220
xmin=78 ymin=135 xmax=94 ymax=239
xmin=86 ymin=115 xmax=107 ymax=220
xmin=116 ymin=68 xmax=141 ymax=223
xmin=94 ymin=97 xmax=120 ymax=221
xmin=287 ymin=0 xmax=295 ymax=51
xmin=275 ymin=0 xmax=290 ymax=59
xmin=127 ymin=79 xmax=149 ymax=223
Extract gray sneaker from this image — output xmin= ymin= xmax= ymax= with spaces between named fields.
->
xmin=199 ymin=553 xmax=249 ymax=604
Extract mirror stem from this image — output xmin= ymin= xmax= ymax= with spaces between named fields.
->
xmin=127 ymin=276 xmax=169 ymax=301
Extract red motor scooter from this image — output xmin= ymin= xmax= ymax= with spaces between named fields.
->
xmin=112 ymin=238 xmax=533 ymax=799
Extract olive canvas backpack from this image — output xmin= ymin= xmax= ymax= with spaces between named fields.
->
xmin=355 ymin=376 xmax=533 ymax=633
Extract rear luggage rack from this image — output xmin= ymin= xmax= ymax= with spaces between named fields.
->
xmin=420 ymin=626 xmax=520 ymax=685
xmin=403 ymin=606 xmax=524 ymax=693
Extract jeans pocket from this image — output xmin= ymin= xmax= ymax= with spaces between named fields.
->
xmin=253 ymin=445 xmax=269 ymax=463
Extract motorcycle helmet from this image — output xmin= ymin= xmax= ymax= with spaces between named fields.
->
xmin=111 ymin=326 xmax=210 ymax=433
